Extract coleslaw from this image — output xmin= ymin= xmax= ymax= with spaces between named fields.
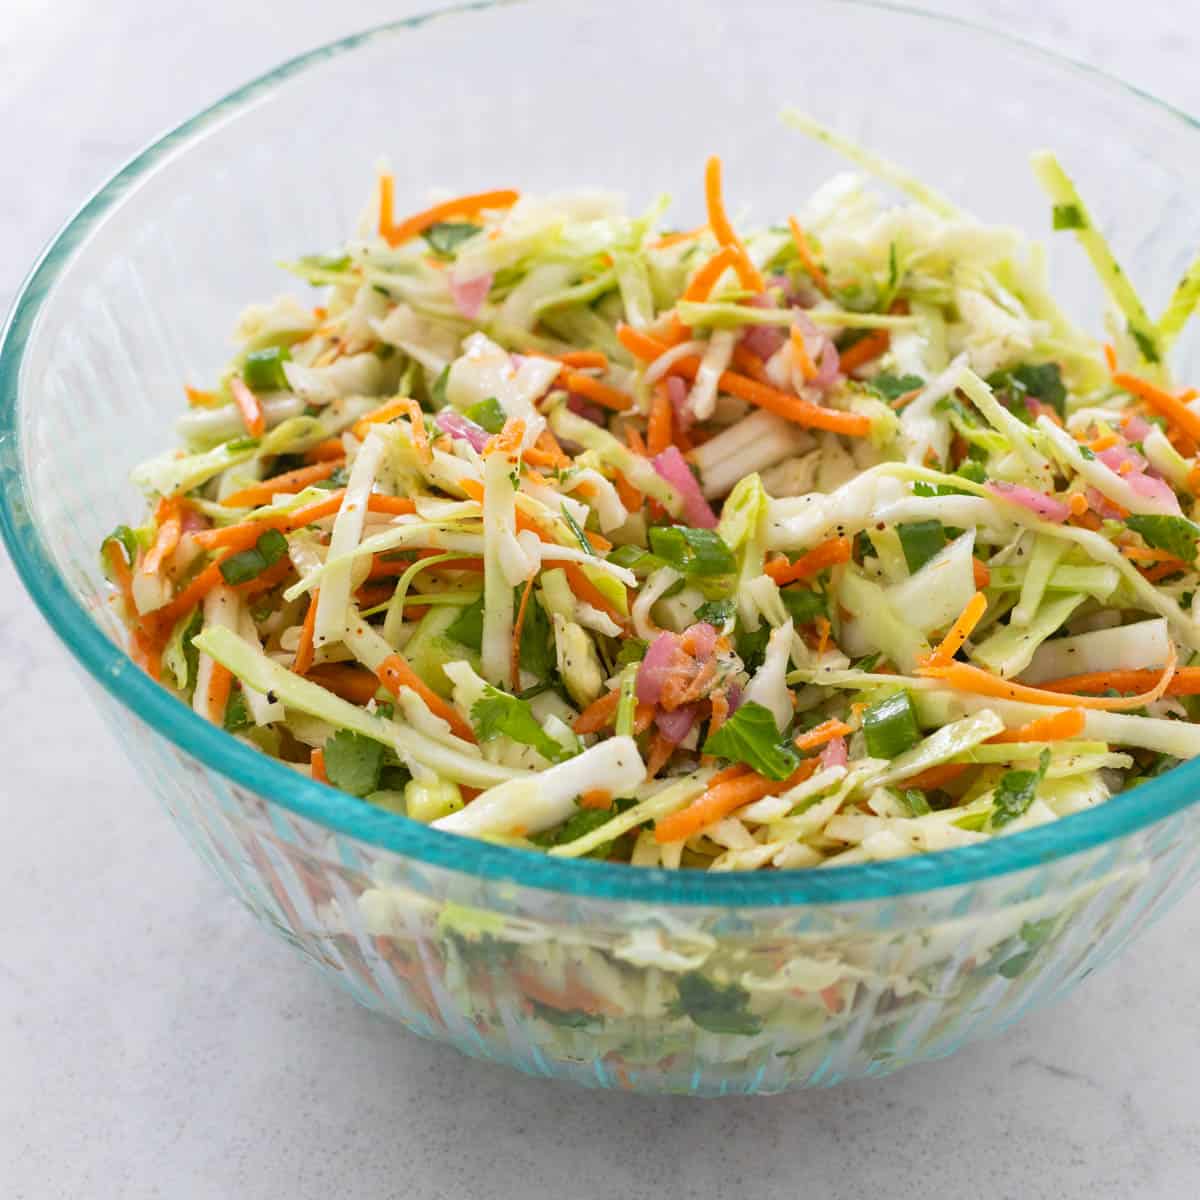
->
xmin=101 ymin=113 xmax=1200 ymax=872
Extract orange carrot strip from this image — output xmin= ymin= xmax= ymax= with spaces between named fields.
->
xmin=1103 ymin=342 xmax=1118 ymax=372
xmin=304 ymin=438 xmax=347 ymax=463
xmin=764 ymin=537 xmax=852 ymax=586
xmin=206 ymin=662 xmax=234 ymax=725
xmin=153 ymin=558 xmax=229 ymax=628
xmin=682 ymin=246 xmax=741 ymax=302
xmin=920 ymin=648 xmax=1179 ymax=711
xmin=904 ymin=763 xmax=969 ymax=791
xmin=924 ymin=591 xmax=988 ymax=668
xmin=306 ymin=663 xmax=383 ymax=706
xmin=293 ymin=592 xmax=319 ymax=676
xmin=838 ymin=330 xmax=890 ymax=374
xmin=1032 ymin=663 xmax=1200 ymax=698
xmin=708 ymin=691 xmax=730 ymax=738
xmin=377 ymin=653 xmax=477 ymax=742
xmin=621 ymin=335 xmax=871 ymax=436
xmin=972 ymin=557 xmax=991 ymax=590
xmin=561 ymin=370 xmax=633 ymax=413
xmin=647 ymin=381 xmax=674 ymax=456
xmin=730 ymin=344 xmax=770 ymax=383
xmin=789 ymin=325 xmax=818 ymax=382
xmin=230 ymin=376 xmax=266 ymax=438
xmin=511 ymin=573 xmax=536 ymax=691
xmin=655 ymin=759 xmax=819 ymax=844
xmin=382 ymin=188 xmax=519 ymax=248
xmin=377 ymin=171 xmax=396 ymax=241
xmin=484 ymin=417 xmax=526 ymax=458
xmin=221 ymin=459 xmax=345 ymax=507
xmin=1112 ymin=370 xmax=1200 ymax=443
xmin=651 ymin=225 xmax=708 ymax=250
xmin=562 ymin=563 xmax=626 ymax=627
xmin=793 ymin=719 xmax=853 ymax=752
xmin=141 ymin=498 xmax=182 ymax=577
xmin=787 ymin=216 xmax=832 ymax=297
xmin=989 ymin=709 xmax=1086 ymax=743
xmin=311 ymin=747 xmax=329 ymax=784
xmin=573 ymin=689 xmax=621 ymax=734
xmin=703 ymin=156 xmax=766 ymax=292
xmin=645 ymin=732 xmax=676 ymax=780
xmin=579 ymin=789 xmax=613 ymax=811
xmin=614 ymin=470 xmax=642 ymax=513
xmin=351 ymin=397 xmax=410 ymax=439
xmin=184 ymin=385 xmax=220 ymax=407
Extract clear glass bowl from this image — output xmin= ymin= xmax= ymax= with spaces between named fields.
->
xmin=5 ymin=0 xmax=1200 ymax=1095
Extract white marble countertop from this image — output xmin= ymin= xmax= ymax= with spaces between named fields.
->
xmin=3 ymin=2 xmax=1199 ymax=1196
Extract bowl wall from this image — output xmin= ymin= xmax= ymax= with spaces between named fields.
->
xmin=9 ymin=0 xmax=1200 ymax=1091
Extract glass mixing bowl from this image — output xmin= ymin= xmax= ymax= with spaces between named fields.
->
xmin=5 ymin=0 xmax=1200 ymax=1095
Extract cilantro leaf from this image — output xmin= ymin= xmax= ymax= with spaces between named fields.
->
xmin=648 ymin=526 xmax=736 ymax=577
xmin=991 ymin=749 xmax=1051 ymax=828
xmin=897 ymin=520 xmax=947 ymax=573
xmin=1010 ymin=363 xmax=1066 ymax=415
xmin=614 ymin=638 xmax=648 ymax=668
xmin=674 ymin=972 xmax=762 ymax=1036
xmin=1126 ymin=514 xmax=1200 ymax=563
xmin=779 ymin=587 xmax=827 ymax=625
xmin=517 ymin=588 xmax=555 ymax=679
xmin=471 ymin=684 xmax=572 ymax=763
xmin=868 ymin=372 xmax=925 ymax=402
xmin=323 ymin=730 xmax=385 ymax=797
xmin=222 ymin=688 xmax=251 ymax=732
xmin=423 ymin=221 xmax=482 ymax=257
xmin=735 ymin=624 xmax=770 ymax=673
xmin=464 ymin=396 xmax=506 ymax=433
xmin=702 ymin=701 xmax=798 ymax=780
xmin=445 ymin=595 xmax=484 ymax=650
xmin=694 ymin=599 xmax=735 ymax=626
xmin=530 ymin=807 xmax=619 ymax=859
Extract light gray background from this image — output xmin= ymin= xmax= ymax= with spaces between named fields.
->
xmin=3 ymin=3 xmax=1198 ymax=1197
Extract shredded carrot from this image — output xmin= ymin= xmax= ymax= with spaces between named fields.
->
xmin=484 ymin=417 xmax=526 ymax=458
xmin=647 ymin=381 xmax=674 ymax=456
xmin=651 ymin=225 xmax=708 ymax=250
xmin=789 ymin=325 xmax=818 ymax=382
xmin=889 ymin=387 xmax=923 ymax=411
xmin=764 ymin=537 xmax=852 ymax=586
xmin=351 ymin=396 xmax=428 ymax=452
xmin=1142 ymin=561 xmax=1187 ymax=583
xmin=924 ymin=591 xmax=988 ymax=668
xmin=311 ymin=747 xmax=328 ymax=784
xmin=617 ymin=326 xmax=871 ymax=436
xmin=579 ymin=789 xmax=613 ymax=811
xmin=306 ymin=663 xmax=382 ymax=706
xmin=787 ymin=216 xmax=832 ymax=297
xmin=730 ymin=344 xmax=770 ymax=383
xmin=376 ymin=652 xmax=477 ymax=741
xmin=655 ymin=758 xmax=819 ymax=844
xmin=1112 ymin=370 xmax=1200 ymax=443
xmin=1067 ymin=492 xmax=1089 ymax=516
xmin=682 ymin=246 xmax=740 ymax=302
xmin=709 ymin=691 xmax=731 ymax=738
xmin=703 ymin=156 xmax=766 ymax=292
xmin=1121 ymin=543 xmax=1189 ymax=566
xmin=377 ymin=171 xmax=396 ymax=241
xmin=990 ymin=708 xmax=1086 ymax=743
xmin=551 ymin=350 xmax=608 ymax=370
xmin=793 ymin=718 xmax=853 ymax=752
xmin=140 ymin=498 xmax=182 ymax=577
xmin=1103 ymin=342 xmax=1118 ymax=372
xmin=1189 ymin=462 xmax=1200 ymax=496
xmin=233 ymin=556 xmax=293 ymax=598
xmin=230 ymin=376 xmax=265 ymax=438
xmin=1033 ymin=660 xmax=1200 ymax=699
xmin=573 ymin=689 xmax=621 ymax=735
xmin=1088 ymin=430 xmax=1120 ymax=452
xmin=814 ymin=615 xmax=832 ymax=658
xmin=221 ymin=458 xmax=345 ymax=508
xmin=838 ymin=329 xmax=890 ymax=374
xmin=129 ymin=626 xmax=163 ymax=682
xmin=184 ymin=385 xmax=220 ymax=407
xmin=511 ymin=573 xmax=536 ymax=690
xmin=904 ymin=763 xmax=969 ymax=791
xmin=560 ymin=370 xmax=633 ymax=412
xmin=153 ymin=558 xmax=229 ymax=628
xmin=562 ymin=563 xmax=626 ymax=627
xmin=370 ymin=555 xmax=483 ymax=578
xmin=206 ymin=662 xmax=234 ymax=725
xmin=972 ymin=557 xmax=991 ymax=590
xmin=921 ymin=646 xmax=1179 ymax=710
xmin=304 ymin=437 xmax=347 ymax=463
xmin=381 ymin=187 xmax=519 ymax=248
xmin=293 ymin=591 xmax=319 ymax=676
xmin=645 ymin=732 xmax=676 ymax=780
xmin=625 ymin=425 xmax=649 ymax=457
xmin=613 ymin=470 xmax=642 ymax=512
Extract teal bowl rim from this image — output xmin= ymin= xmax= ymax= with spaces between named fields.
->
xmin=3 ymin=0 xmax=1200 ymax=906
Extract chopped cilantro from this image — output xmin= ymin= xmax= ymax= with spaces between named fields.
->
xmin=694 ymin=598 xmax=735 ymax=626
xmin=423 ymin=221 xmax=483 ymax=257
xmin=323 ymin=730 xmax=385 ymax=797
xmin=991 ymin=749 xmax=1051 ymax=828
xmin=702 ymin=701 xmax=799 ymax=781
xmin=1125 ymin=514 xmax=1200 ymax=563
xmin=471 ymin=684 xmax=572 ymax=763
xmin=222 ymin=688 xmax=252 ymax=732
xmin=673 ymin=972 xmax=762 ymax=1036
xmin=897 ymin=520 xmax=947 ymax=573
xmin=780 ymin=586 xmax=827 ymax=625
xmin=868 ymin=372 xmax=925 ymax=402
